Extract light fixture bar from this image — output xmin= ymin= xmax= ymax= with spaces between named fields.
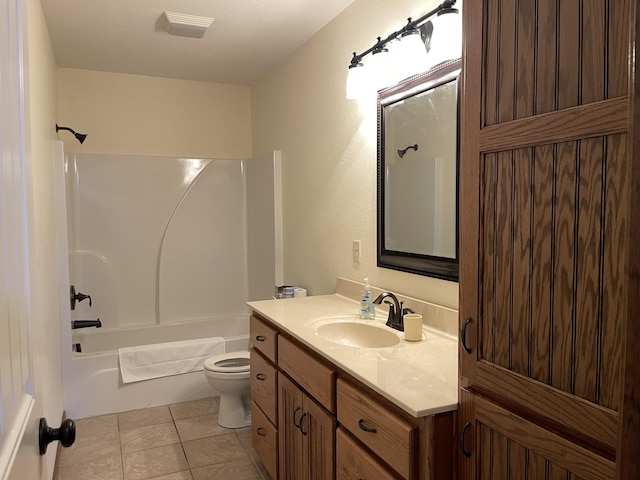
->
xmin=348 ymin=0 xmax=457 ymax=68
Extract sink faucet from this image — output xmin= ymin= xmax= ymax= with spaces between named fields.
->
xmin=373 ymin=292 xmax=414 ymax=331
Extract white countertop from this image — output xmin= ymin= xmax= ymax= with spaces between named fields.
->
xmin=247 ymin=293 xmax=458 ymax=418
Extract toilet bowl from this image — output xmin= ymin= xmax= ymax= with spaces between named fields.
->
xmin=203 ymin=351 xmax=251 ymax=428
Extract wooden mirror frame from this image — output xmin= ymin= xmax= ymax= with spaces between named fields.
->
xmin=377 ymin=59 xmax=461 ymax=282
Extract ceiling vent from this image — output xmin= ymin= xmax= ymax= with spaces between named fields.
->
xmin=161 ymin=12 xmax=214 ymax=39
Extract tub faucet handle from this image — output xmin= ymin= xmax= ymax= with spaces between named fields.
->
xmin=70 ymin=285 xmax=92 ymax=310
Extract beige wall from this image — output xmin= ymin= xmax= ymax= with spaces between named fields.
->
xmin=57 ymin=69 xmax=252 ymax=159
xmin=252 ymin=0 xmax=459 ymax=309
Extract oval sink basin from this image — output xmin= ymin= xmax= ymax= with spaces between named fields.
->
xmin=315 ymin=322 xmax=401 ymax=348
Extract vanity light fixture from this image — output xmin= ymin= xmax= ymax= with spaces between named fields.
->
xmin=428 ymin=6 xmax=462 ymax=68
xmin=345 ymin=0 xmax=460 ymax=99
xmin=55 ymin=124 xmax=87 ymax=144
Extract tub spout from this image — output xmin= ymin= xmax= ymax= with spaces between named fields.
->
xmin=72 ymin=319 xmax=101 ymax=329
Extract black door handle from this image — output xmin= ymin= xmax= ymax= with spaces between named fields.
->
xmin=461 ymin=317 xmax=473 ymax=354
xmin=460 ymin=421 xmax=471 ymax=458
xmin=39 ymin=417 xmax=76 ymax=455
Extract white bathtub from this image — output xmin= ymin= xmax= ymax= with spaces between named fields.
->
xmin=64 ymin=315 xmax=249 ymax=419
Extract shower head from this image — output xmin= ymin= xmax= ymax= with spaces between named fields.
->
xmin=56 ymin=124 xmax=87 ymax=144
xmin=398 ymin=143 xmax=418 ymax=158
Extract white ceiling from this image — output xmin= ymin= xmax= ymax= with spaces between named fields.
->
xmin=40 ymin=0 xmax=357 ymax=85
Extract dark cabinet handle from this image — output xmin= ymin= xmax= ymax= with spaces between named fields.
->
xmin=293 ymin=407 xmax=302 ymax=428
xmin=461 ymin=317 xmax=473 ymax=354
xmin=257 ymin=427 xmax=266 ymax=437
xmin=255 ymin=335 xmax=266 ymax=342
xmin=358 ymin=419 xmax=377 ymax=433
xmin=299 ymin=413 xmax=308 ymax=435
xmin=460 ymin=421 xmax=471 ymax=458
xmin=256 ymin=373 xmax=266 ymax=381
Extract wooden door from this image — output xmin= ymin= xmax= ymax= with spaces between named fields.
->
xmin=459 ymin=0 xmax=633 ymax=476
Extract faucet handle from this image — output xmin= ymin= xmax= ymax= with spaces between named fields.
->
xmin=403 ymin=307 xmax=415 ymax=316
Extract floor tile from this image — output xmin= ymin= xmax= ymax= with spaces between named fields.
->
xmin=122 ymin=443 xmax=188 ymax=480
xmin=120 ymin=421 xmax=180 ymax=454
xmin=118 ymin=406 xmax=173 ymax=431
xmin=74 ymin=414 xmax=119 ymax=440
xmin=174 ymin=414 xmax=231 ymax=442
xmin=59 ymin=431 xmax=121 ymax=467
xmin=182 ymin=434 xmax=247 ymax=469
xmin=235 ymin=428 xmax=252 ymax=449
xmin=146 ymin=472 xmax=193 ymax=480
xmin=190 ymin=458 xmax=262 ymax=480
xmin=234 ymin=428 xmax=271 ymax=479
xmin=169 ymin=397 xmax=219 ymax=421
xmin=54 ymin=398 xmax=262 ymax=480
xmin=56 ymin=453 xmax=123 ymax=480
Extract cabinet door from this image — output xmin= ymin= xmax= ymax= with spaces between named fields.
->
xmin=278 ymin=372 xmax=336 ymax=480
xmin=301 ymin=393 xmax=335 ymax=480
xmin=459 ymin=390 xmax=615 ymax=480
xmin=459 ymin=0 xmax=630 ymax=466
xmin=279 ymin=373 xmax=305 ymax=480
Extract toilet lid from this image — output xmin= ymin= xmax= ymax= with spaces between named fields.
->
xmin=203 ymin=351 xmax=250 ymax=373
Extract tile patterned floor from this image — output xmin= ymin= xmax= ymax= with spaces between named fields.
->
xmin=56 ymin=397 xmax=272 ymax=480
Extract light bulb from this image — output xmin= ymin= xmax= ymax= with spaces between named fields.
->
xmin=429 ymin=9 xmax=462 ymax=68
xmin=397 ymin=29 xmax=430 ymax=80
xmin=346 ymin=62 xmax=366 ymax=99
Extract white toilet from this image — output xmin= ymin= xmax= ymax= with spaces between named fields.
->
xmin=203 ymin=351 xmax=252 ymax=428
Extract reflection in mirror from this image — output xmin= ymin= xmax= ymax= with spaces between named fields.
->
xmin=377 ymin=59 xmax=460 ymax=281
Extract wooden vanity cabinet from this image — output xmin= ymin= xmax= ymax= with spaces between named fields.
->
xmin=250 ymin=312 xmax=455 ymax=480
xmin=250 ymin=315 xmax=279 ymax=479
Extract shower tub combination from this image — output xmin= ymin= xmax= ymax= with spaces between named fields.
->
xmin=62 ymin=154 xmax=253 ymax=419
xmin=66 ymin=316 xmax=249 ymax=420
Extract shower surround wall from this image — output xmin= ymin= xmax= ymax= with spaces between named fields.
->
xmin=67 ymin=154 xmax=248 ymax=330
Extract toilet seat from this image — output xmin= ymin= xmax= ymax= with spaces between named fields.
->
xmin=204 ymin=351 xmax=250 ymax=374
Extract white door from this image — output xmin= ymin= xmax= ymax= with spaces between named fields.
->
xmin=1 ymin=0 xmax=60 ymax=478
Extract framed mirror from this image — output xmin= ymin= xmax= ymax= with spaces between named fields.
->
xmin=377 ymin=59 xmax=461 ymax=282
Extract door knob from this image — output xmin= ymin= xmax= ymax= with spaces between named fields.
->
xmin=39 ymin=417 xmax=76 ymax=455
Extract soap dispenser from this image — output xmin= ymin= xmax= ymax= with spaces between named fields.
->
xmin=359 ymin=278 xmax=375 ymax=319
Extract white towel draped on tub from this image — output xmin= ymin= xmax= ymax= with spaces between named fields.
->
xmin=118 ymin=337 xmax=225 ymax=384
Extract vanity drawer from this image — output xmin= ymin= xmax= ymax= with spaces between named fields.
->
xmin=278 ymin=335 xmax=337 ymax=413
xmin=250 ymin=314 xmax=278 ymax=362
xmin=337 ymin=378 xmax=416 ymax=479
xmin=251 ymin=401 xmax=278 ymax=480
xmin=336 ymin=428 xmax=398 ymax=480
xmin=250 ymin=349 xmax=277 ymax=424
